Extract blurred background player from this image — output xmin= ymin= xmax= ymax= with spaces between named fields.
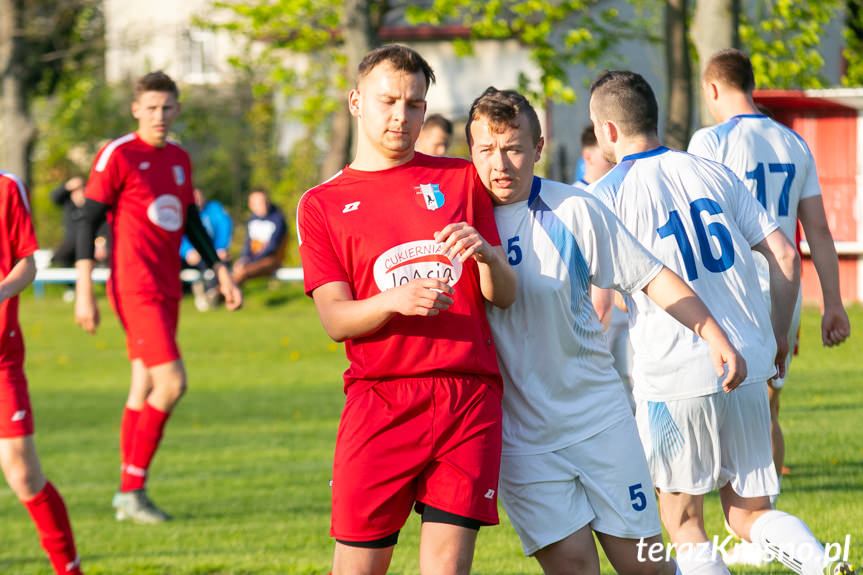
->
xmin=689 ymin=48 xmax=851 ymax=489
xmin=50 ymin=176 xmax=110 ymax=268
xmin=231 ymin=189 xmax=287 ymax=287
xmin=0 ymin=170 xmax=84 ymax=574
xmin=590 ymin=69 xmax=855 ymax=575
xmin=415 ymin=112 xmax=453 ymax=156
xmin=573 ymin=125 xmax=615 ymax=191
xmin=468 ymin=87 xmax=744 ymax=575
xmin=297 ymin=44 xmax=516 ymax=575
xmin=180 ymin=187 xmax=232 ymax=310
xmin=75 ymin=71 xmax=242 ymax=524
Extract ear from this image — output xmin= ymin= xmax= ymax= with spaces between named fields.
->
xmin=605 ymin=120 xmax=619 ymax=145
xmin=131 ymin=100 xmax=141 ymax=119
xmin=706 ymin=81 xmax=719 ymax=102
xmin=348 ymin=89 xmax=361 ymax=118
xmin=535 ymin=136 xmax=545 ymax=162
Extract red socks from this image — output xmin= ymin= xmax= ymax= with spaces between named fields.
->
xmin=120 ymin=403 xmax=171 ymax=492
xmin=120 ymin=406 xmax=141 ymax=472
xmin=22 ymin=481 xmax=82 ymax=574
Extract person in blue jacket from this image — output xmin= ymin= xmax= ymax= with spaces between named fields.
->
xmin=180 ymin=188 xmax=232 ymax=309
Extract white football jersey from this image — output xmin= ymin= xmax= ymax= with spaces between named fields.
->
xmin=592 ymin=147 xmax=779 ymax=401
xmin=486 ymin=176 xmax=663 ymax=455
xmin=688 ymin=114 xmax=820 ymax=243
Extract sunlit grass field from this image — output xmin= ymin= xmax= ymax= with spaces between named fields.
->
xmin=1 ymin=283 xmax=861 ymax=574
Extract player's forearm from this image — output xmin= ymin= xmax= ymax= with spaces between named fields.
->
xmin=807 ymin=230 xmax=843 ymax=309
xmin=591 ymin=285 xmax=614 ymax=328
xmin=315 ymin=293 xmax=397 ymax=342
xmin=75 ymin=259 xmax=96 ymax=294
xmin=754 ymin=230 xmax=801 ymax=341
xmin=0 ymin=255 xmax=37 ymax=303
xmin=477 ymin=246 xmax=517 ymax=308
xmin=643 ymin=267 xmax=719 ymax=339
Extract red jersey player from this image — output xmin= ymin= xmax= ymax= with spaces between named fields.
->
xmin=0 ymin=170 xmax=84 ymax=574
xmin=297 ymin=45 xmax=516 ymax=575
xmin=74 ymin=71 xmax=242 ymax=524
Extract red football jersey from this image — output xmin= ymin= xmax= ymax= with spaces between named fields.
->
xmin=0 ymin=171 xmax=39 ymax=370
xmin=86 ymin=133 xmax=194 ymax=299
xmin=298 ymin=153 xmax=503 ymax=393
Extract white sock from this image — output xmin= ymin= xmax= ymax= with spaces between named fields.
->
xmin=675 ymin=541 xmax=731 ymax=575
xmin=750 ymin=510 xmax=826 ymax=575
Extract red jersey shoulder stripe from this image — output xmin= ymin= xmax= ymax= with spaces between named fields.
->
xmin=94 ymin=133 xmax=137 ymax=173
xmin=0 ymin=170 xmax=30 ymax=213
xmin=296 ymin=169 xmax=343 ymax=246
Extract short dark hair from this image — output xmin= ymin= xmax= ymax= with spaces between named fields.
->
xmin=589 ymin=70 xmax=658 ymax=138
xmin=581 ymin=125 xmax=598 ymax=148
xmin=423 ymin=113 xmax=453 ymax=135
xmin=134 ymin=71 xmax=179 ymax=99
xmin=703 ymin=48 xmax=756 ymax=93
xmin=465 ymin=87 xmax=541 ymax=146
xmin=357 ymin=44 xmax=436 ymax=92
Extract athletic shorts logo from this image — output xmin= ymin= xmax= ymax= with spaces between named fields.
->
xmin=484 ymin=489 xmax=495 ymax=499
xmin=415 ymin=184 xmax=445 ymax=210
xmin=147 ymin=194 xmax=183 ymax=232
xmin=11 ymin=410 xmax=26 ymax=422
xmin=139 ymin=161 xmax=150 ymax=170
xmin=173 ymin=165 xmax=186 ymax=186
xmin=373 ymin=239 xmax=463 ymax=292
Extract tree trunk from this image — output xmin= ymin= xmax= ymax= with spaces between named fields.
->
xmin=691 ymin=0 xmax=740 ymax=126
xmin=0 ymin=0 xmax=35 ymax=183
xmin=665 ymin=0 xmax=692 ymax=150
xmin=320 ymin=0 xmax=379 ymax=181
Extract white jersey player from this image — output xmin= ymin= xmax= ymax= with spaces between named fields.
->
xmin=589 ymin=69 xmax=854 ymax=575
xmin=689 ymin=48 xmax=850 ymax=485
xmin=467 ymin=87 xmax=745 ymax=575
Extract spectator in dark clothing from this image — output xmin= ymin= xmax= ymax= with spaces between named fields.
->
xmin=232 ymin=190 xmax=287 ymax=286
xmin=51 ymin=176 xmax=109 ymax=267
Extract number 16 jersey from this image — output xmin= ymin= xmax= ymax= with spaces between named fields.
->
xmin=591 ymin=147 xmax=779 ymax=400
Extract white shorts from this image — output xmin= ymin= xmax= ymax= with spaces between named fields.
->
xmin=635 ymin=383 xmax=779 ymax=497
xmin=499 ymin=417 xmax=661 ymax=556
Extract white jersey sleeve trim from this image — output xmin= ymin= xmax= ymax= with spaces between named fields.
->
xmin=94 ymin=133 xmax=137 ymax=173
xmin=296 ymin=169 xmax=343 ymax=246
xmin=0 ymin=170 xmax=30 ymax=213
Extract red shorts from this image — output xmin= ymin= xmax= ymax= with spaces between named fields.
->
xmin=109 ymin=292 xmax=181 ymax=367
xmin=0 ymin=367 xmax=34 ymax=438
xmin=331 ymin=373 xmax=503 ymax=542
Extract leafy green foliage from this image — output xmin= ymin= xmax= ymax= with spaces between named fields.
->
xmin=843 ymin=0 xmax=863 ymax=87
xmin=739 ymin=0 xmax=842 ymax=89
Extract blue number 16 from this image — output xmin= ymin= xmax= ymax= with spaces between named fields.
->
xmin=657 ymin=198 xmax=735 ymax=281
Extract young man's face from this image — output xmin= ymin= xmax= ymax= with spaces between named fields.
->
xmin=132 ymin=90 xmax=181 ymax=148
xmin=469 ymin=112 xmax=543 ymax=205
xmin=350 ymin=62 xmax=427 ymax=160
xmin=582 ymin=144 xmax=615 ymax=183
xmin=416 ymin=125 xmax=451 ymax=156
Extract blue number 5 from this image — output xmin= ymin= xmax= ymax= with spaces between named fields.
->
xmin=629 ymin=483 xmax=647 ymax=511
xmin=507 ymin=236 xmax=522 ymax=265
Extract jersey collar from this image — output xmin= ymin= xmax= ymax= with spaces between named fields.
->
xmin=527 ymin=175 xmax=542 ymax=205
xmin=731 ymin=113 xmax=768 ymax=120
xmin=620 ymin=146 xmax=669 ymax=164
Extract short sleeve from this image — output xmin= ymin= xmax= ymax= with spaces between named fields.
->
xmin=86 ymin=143 xmax=123 ymax=206
xmin=687 ymin=127 xmax=718 ymax=160
xmin=800 ymin=148 xmax=822 ymax=201
xmin=4 ymin=177 xmax=39 ymax=259
xmin=470 ymin=168 xmax=501 ymax=246
xmin=582 ymin=196 xmax=662 ymax=294
xmin=297 ymin=191 xmax=350 ymax=296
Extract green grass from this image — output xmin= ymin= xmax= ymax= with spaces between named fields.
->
xmin=1 ymin=283 xmax=861 ymax=574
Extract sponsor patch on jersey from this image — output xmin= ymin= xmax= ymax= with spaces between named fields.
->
xmin=373 ymin=239 xmax=463 ymax=292
xmin=147 ymin=194 xmax=184 ymax=232
xmin=415 ymin=184 xmax=445 ymax=210
xmin=173 ymin=165 xmax=186 ymax=186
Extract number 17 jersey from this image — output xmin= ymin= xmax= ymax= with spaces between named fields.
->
xmin=591 ymin=147 xmax=778 ymax=400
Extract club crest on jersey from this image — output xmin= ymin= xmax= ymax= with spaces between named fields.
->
xmin=173 ymin=165 xmax=186 ymax=186
xmin=415 ymin=184 xmax=445 ymax=210
xmin=373 ymin=240 xmax=462 ymax=292
xmin=147 ymin=194 xmax=183 ymax=232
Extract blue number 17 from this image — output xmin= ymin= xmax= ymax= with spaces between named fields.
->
xmin=745 ymin=162 xmax=796 ymax=216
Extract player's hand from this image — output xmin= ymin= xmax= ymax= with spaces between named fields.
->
xmin=74 ymin=290 xmax=100 ymax=334
xmin=773 ymin=332 xmax=790 ymax=380
xmin=185 ymin=249 xmax=201 ymax=267
xmin=434 ymin=222 xmax=496 ymax=264
xmin=216 ymin=265 xmax=243 ymax=311
xmin=821 ymin=304 xmax=850 ymax=347
xmin=711 ymin=340 xmax=747 ymax=393
xmin=387 ymin=278 xmax=454 ymax=317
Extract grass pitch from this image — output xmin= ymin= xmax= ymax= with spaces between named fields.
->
xmin=1 ymin=283 xmax=860 ymax=574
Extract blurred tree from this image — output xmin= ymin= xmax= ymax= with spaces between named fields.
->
xmin=844 ymin=0 xmax=863 ymax=86
xmin=0 ymin=0 xmax=104 ymax=184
